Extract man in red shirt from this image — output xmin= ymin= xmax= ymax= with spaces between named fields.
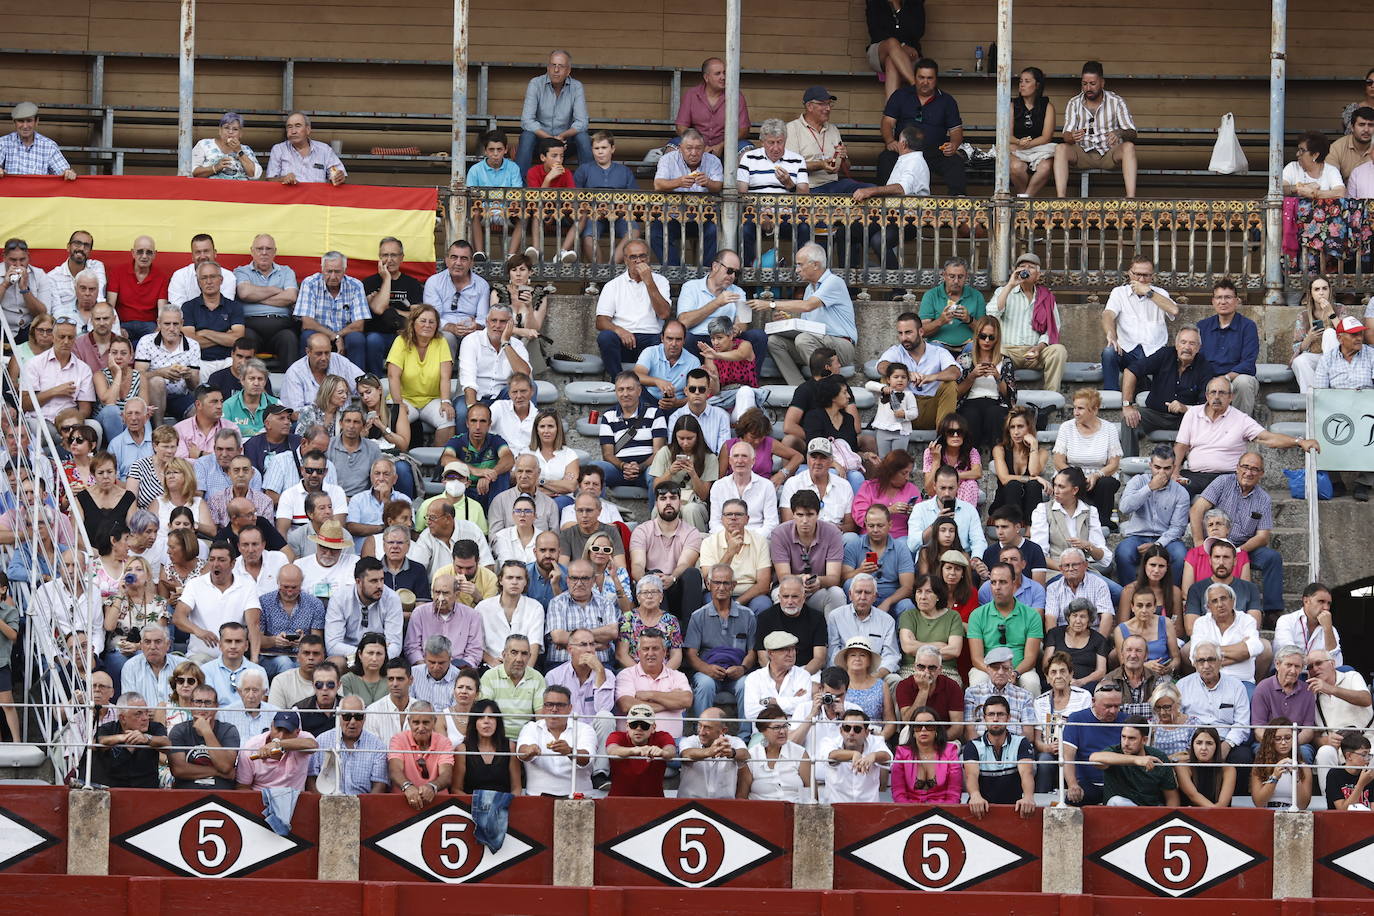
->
xmin=605 ymin=702 xmax=677 ymax=797
xmin=525 ymin=138 xmax=578 ymax=262
xmin=105 ymin=234 xmax=170 ymax=343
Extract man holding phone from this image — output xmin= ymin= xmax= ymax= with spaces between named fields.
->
xmin=907 ymin=465 xmax=987 ymax=560
xmin=841 ymin=504 xmax=916 ymax=616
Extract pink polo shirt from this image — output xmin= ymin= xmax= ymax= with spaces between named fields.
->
xmin=388 ymin=730 xmax=455 ymax=787
xmin=1176 ymin=405 xmax=1264 ymax=473
xmin=21 ymin=348 xmax=96 ymax=421
xmin=174 ymin=416 xmax=236 ymax=458
xmin=675 ymin=83 xmax=750 ymax=150
xmin=613 ymin=663 xmax=690 ymax=739
xmin=235 ymin=731 xmax=310 ymax=789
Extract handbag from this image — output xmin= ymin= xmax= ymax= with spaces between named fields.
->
xmin=1283 ymin=468 xmax=1333 ymax=500
xmin=1208 ymin=113 xmax=1249 ymax=175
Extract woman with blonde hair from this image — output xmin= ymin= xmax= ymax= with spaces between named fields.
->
xmin=386 ymin=302 xmax=456 ymax=446
xmin=296 ymin=373 xmax=351 ymax=439
xmin=153 ymin=457 xmax=214 ymax=538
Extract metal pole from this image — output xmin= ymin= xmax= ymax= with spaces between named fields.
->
xmin=720 ymin=0 xmax=742 ymax=250
xmin=450 ymin=0 xmax=469 ymax=241
xmin=1306 ymin=389 xmax=1319 ymax=581
xmin=176 ymin=0 xmax=195 ymax=177
xmin=1263 ymin=0 xmax=1287 ymax=304
xmin=281 ymin=60 xmax=295 ymax=111
xmin=991 ymin=0 xmax=1014 ymax=285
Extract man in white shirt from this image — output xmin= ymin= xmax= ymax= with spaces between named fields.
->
xmin=516 ymin=685 xmax=596 ymax=797
xmin=171 ymin=542 xmax=262 ymax=663
xmin=708 ymin=439 xmax=779 ymax=537
xmin=741 ymin=631 xmax=813 ymax=724
xmin=1189 ymin=582 xmax=1263 ymax=683
xmin=1274 ymin=582 xmax=1342 ymax=666
xmin=1101 ymin=255 xmax=1179 ymax=390
xmin=47 ymin=229 xmax=106 ymax=313
xmin=365 ymin=658 xmax=414 ymax=747
xmin=677 ymin=707 xmax=748 ymax=798
xmin=457 ymin=303 xmax=530 ymax=427
xmin=274 ymin=448 xmax=347 ymax=533
xmin=819 ymin=708 xmax=891 ymax=803
xmin=167 ymin=233 xmax=237 ymax=308
xmin=778 ymin=438 xmax=854 ymax=527
xmin=852 ymin=125 xmax=929 ymax=267
xmin=595 ymin=239 xmax=671 ymax=377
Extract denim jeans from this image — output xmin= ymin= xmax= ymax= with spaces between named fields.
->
xmin=1101 ymin=344 xmax=1146 ymax=391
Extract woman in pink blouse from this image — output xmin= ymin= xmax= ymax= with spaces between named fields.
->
xmin=891 ymin=706 xmax=963 ymax=804
xmin=851 ymin=449 xmax=922 ymax=541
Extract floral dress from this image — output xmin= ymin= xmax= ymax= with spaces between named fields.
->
xmin=617 ymin=609 xmax=684 ymax=662
xmin=922 ymin=444 xmax=982 ymax=506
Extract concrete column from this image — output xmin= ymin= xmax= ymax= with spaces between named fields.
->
xmin=1040 ymin=806 xmax=1083 ymax=894
xmin=1272 ymin=810 xmax=1314 ymax=898
xmin=791 ymin=803 xmax=834 ymax=889
xmin=66 ymin=788 xmax=111 ymax=875
xmin=317 ymin=794 xmax=361 ymax=881
xmin=552 ymin=798 xmax=595 ymax=886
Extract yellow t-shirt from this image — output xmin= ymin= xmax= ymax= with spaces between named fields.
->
xmin=431 ymin=563 xmax=499 ymax=603
xmin=386 ymin=336 xmax=451 ymax=409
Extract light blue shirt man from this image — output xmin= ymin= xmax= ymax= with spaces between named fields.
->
xmin=907 ymin=498 xmax=988 ymax=558
xmin=636 ymin=344 xmax=701 ymax=399
xmin=807 ymin=270 xmax=858 ymax=341
xmin=677 ymin=276 xmax=748 ymax=336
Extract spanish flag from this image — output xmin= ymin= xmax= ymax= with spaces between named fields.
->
xmin=0 ymin=175 xmax=439 ymax=280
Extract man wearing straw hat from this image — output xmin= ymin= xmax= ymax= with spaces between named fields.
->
xmin=740 ymin=631 xmax=813 ymax=739
xmin=295 ymin=519 xmax=359 ymax=608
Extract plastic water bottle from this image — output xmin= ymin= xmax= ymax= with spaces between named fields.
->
xmin=974 ymin=45 xmax=984 ymax=73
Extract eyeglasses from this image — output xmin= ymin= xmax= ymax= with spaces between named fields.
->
xmin=1194 ymin=656 xmax=1219 ymax=664
xmin=339 ymin=712 xmax=365 ymax=722
xmin=568 ymin=574 xmax=593 ymax=582
xmin=764 ymin=723 xmax=789 ymax=732
xmin=313 ymin=681 xmax=337 ymax=689
xmin=628 ymin=721 xmax=653 ymax=731
xmin=543 ymin=701 xmax=571 ymax=709
xmin=190 ymin=699 xmax=217 ymax=707
xmin=914 ymin=663 xmax=940 ymax=672
xmin=840 ymin=724 xmax=867 ymax=734
xmin=1154 ymin=703 xmax=1175 ymax=712
xmin=709 ymin=580 xmax=734 ymax=587
xmin=685 ymin=386 xmax=708 ymax=393
xmin=133 ymin=248 xmax=155 ymax=255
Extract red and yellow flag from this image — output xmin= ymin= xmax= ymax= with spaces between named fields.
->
xmin=0 ymin=175 xmax=439 ymax=280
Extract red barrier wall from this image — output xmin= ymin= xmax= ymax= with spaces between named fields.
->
xmin=1314 ymin=811 xmax=1374 ymax=898
xmin=593 ymin=798 xmax=792 ymax=888
xmin=0 ymin=786 xmax=66 ymax=875
xmin=1082 ymin=806 xmax=1273 ymax=898
xmin=832 ymin=803 xmax=1041 ymax=892
xmin=106 ymin=789 xmax=319 ymax=879
xmin=357 ymin=793 xmax=554 ymax=884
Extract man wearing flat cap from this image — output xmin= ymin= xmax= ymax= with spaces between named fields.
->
xmin=0 ymin=102 xmax=76 ymax=180
xmin=741 ymin=631 xmax=813 ymax=737
xmin=605 ymin=702 xmax=677 ymax=797
xmin=987 ymin=252 xmax=1067 ymax=391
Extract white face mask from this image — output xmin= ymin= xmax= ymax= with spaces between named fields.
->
xmin=445 ymin=479 xmax=467 ymax=498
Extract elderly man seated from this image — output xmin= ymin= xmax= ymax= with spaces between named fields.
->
xmin=1307 ymin=648 xmax=1373 ymax=793
xmin=737 ymin=118 xmax=810 ymax=268
xmin=516 ymin=50 xmax=593 ymax=175
xmin=1178 ymin=641 xmax=1254 ymax=767
xmin=295 ymin=252 xmax=370 ymax=372
xmin=266 ymin=112 xmax=345 ymax=185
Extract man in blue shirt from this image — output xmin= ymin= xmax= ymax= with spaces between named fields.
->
xmin=763 ymin=243 xmax=857 ymax=385
xmin=574 ymin=130 xmax=639 ymax=263
xmin=1197 ymin=278 xmax=1260 ymax=415
xmin=1061 ymin=681 xmax=1125 ymax=806
xmin=635 ymin=319 xmax=701 ymax=412
xmin=1113 ymin=445 xmax=1190 ymax=583
xmin=841 ymin=504 xmax=915 ymax=616
xmin=517 ymin=50 xmax=593 ymax=175
xmin=876 ymin=58 xmax=965 ymax=195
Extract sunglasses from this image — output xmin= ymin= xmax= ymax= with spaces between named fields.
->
xmin=628 ymin=721 xmax=653 ymax=731
xmin=717 ymin=264 xmax=739 ymax=275
xmin=945 ymin=429 xmax=965 ymax=436
xmin=997 ymin=624 xmax=1008 ymax=645
xmin=313 ymin=681 xmax=337 ymax=689
xmin=977 ymin=333 xmax=997 ymax=341
xmin=175 ymin=676 xmax=200 ymax=686
xmin=589 ymin=545 xmax=613 ymax=554
xmin=685 ymin=385 xmax=708 ymax=393
xmin=913 ymin=723 xmax=937 ymax=731
xmin=339 ymin=712 xmax=365 ymax=722
xmin=416 ymin=757 xmax=430 ymax=779
xmin=840 ymin=724 xmax=867 ymax=734
xmin=302 ymin=466 xmax=326 ymax=475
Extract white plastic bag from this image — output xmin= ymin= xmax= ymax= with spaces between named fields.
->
xmin=1208 ymin=113 xmax=1249 ymax=175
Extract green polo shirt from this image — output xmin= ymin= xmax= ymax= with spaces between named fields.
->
xmin=1102 ymin=744 xmax=1177 ymax=805
xmin=479 ymin=665 xmax=547 ymax=739
xmin=917 ymin=284 xmax=987 ymax=347
xmin=966 ymin=599 xmax=1043 ymax=669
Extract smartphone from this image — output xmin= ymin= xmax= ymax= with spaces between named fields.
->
xmin=865 ymin=551 xmax=879 ymax=566
xmin=942 ymin=497 xmax=956 ymax=512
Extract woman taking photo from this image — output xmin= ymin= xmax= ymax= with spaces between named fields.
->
xmin=474 ymin=562 xmax=545 ymax=668
xmin=386 ymin=303 xmax=456 ymax=447
xmin=1009 ymin=67 xmax=1057 ymax=197
xmin=1250 ymin=717 xmax=1313 ymax=809
xmin=614 ymin=574 xmax=683 ymax=670
xmin=296 ymin=374 xmax=351 ymax=440
xmin=720 ymin=408 xmax=802 ymax=492
xmin=892 ymin=706 xmax=962 ymax=804
xmin=101 ymin=554 xmax=168 ymax=682
xmin=452 ymin=698 xmax=522 ymax=794
xmin=955 ymin=316 xmax=1016 ymax=456
xmin=898 ymin=574 xmax=964 ymax=680
xmin=78 ymin=451 xmax=136 ymax=544
xmin=129 ymin=423 xmax=179 ymax=509
xmin=1290 ymin=275 xmax=1341 ymax=393
xmin=1176 ymin=726 xmax=1236 ymax=807
xmin=841 ymin=637 xmax=897 ymax=741
xmin=851 ymin=448 xmax=921 ymax=543
xmin=1030 ymin=467 xmax=1108 ymax=573
xmin=528 ymin=410 xmax=580 ymax=511
xmin=93 ymin=336 xmax=141 ymax=443
xmin=443 ymin=668 xmax=484 ymax=745
xmin=491 ymin=253 xmax=549 ymax=378
xmin=1031 ymin=651 xmax=1092 ymax=792
xmin=649 ymin=414 xmax=718 ymax=532
xmin=737 ymin=706 xmax=811 ymax=801
xmin=922 ymin=413 xmax=982 ymax=506
xmin=990 ymin=406 xmax=1048 ymax=521
xmin=342 ymin=633 xmax=390 ymax=705
xmin=1052 ymin=388 xmax=1121 ymax=530
xmin=1041 ymin=598 xmax=1108 ymax=689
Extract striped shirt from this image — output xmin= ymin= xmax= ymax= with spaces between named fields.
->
xmin=598 ymin=405 xmax=667 ymax=464
xmin=736 ymin=147 xmax=809 ymax=193
xmin=0 ymin=131 xmax=70 ymax=175
xmin=989 ymin=283 xmax=1054 ymax=347
xmin=294 ymin=273 xmax=369 ymax=333
xmin=1315 ymin=344 xmax=1374 ymax=389
xmin=1063 ymin=90 xmax=1137 ymax=155
xmin=134 ymin=332 xmax=201 ymax=396
xmin=309 ymin=727 xmax=389 ymax=794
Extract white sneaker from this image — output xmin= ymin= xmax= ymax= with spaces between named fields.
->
xmin=557 ymin=249 xmax=577 ymax=264
xmin=524 ymin=246 xmax=540 ymax=261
